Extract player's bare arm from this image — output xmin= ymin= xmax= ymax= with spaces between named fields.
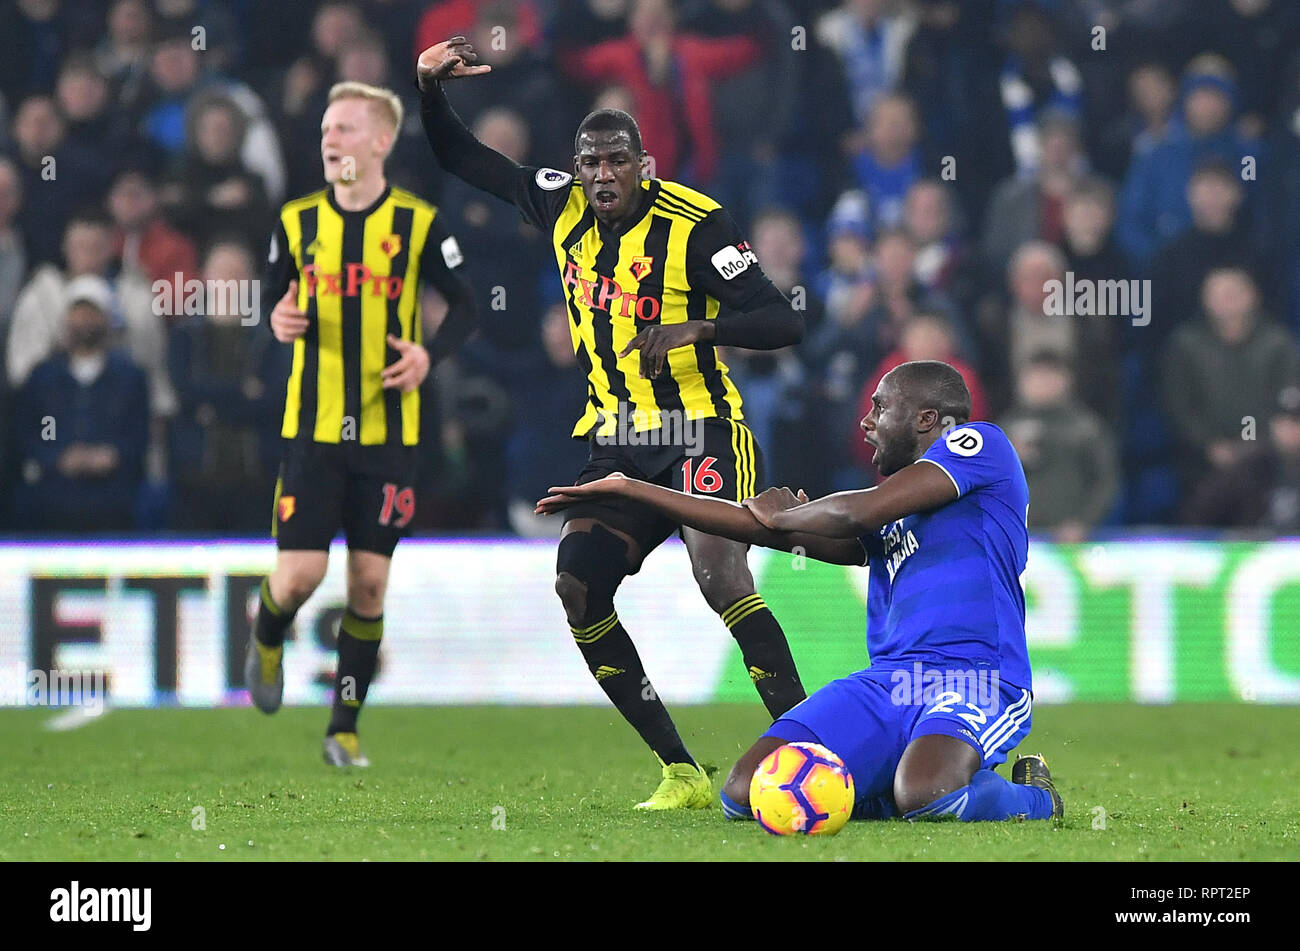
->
xmin=743 ymin=461 xmax=958 ymax=538
xmin=537 ymin=474 xmax=866 ymax=566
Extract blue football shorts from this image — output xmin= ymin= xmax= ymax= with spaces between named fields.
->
xmin=762 ymin=664 xmax=1033 ymax=817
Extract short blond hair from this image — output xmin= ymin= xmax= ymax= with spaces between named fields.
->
xmin=327 ymin=81 xmax=404 ymax=135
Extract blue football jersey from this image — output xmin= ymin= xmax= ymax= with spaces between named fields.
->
xmin=857 ymin=422 xmax=1032 ymax=689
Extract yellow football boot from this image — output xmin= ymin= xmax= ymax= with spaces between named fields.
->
xmin=634 ymin=757 xmax=713 ymax=810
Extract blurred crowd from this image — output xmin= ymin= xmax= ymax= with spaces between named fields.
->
xmin=1 ymin=0 xmax=1299 ymax=539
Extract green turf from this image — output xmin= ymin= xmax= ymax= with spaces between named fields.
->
xmin=1 ymin=703 xmax=1295 ymax=861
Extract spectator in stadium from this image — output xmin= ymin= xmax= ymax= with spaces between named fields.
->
xmin=94 ymin=0 xmax=153 ymax=96
xmin=8 ymin=275 xmax=149 ymax=533
xmin=0 ymin=159 xmax=27 ymax=340
xmin=55 ymin=53 xmax=139 ymax=173
xmin=1117 ymin=54 xmax=1261 ymax=270
xmin=1149 ymin=158 xmax=1260 ymax=355
xmin=413 ymin=0 xmax=544 ymax=64
xmin=438 ymin=107 xmax=550 ymax=352
xmin=808 ymin=193 xmax=875 ymax=360
xmin=980 ymin=110 xmax=1087 ymax=283
xmin=135 ymin=23 xmax=286 ymax=204
xmin=162 ymin=91 xmax=273 ymax=252
xmin=0 ymin=0 xmax=76 ymax=101
xmin=811 ymin=229 xmax=967 ymax=485
xmin=9 ymin=94 xmax=106 ymax=266
xmin=979 ymin=239 xmax=1120 ymax=423
xmin=995 ymin=0 xmax=1084 ymax=177
xmin=1266 ymin=55 xmax=1300 ymax=334
xmin=107 ymin=167 xmax=198 ymax=312
xmin=1183 ymin=0 xmax=1300 ymax=126
xmin=679 ymin=0 xmax=801 ymax=229
xmin=815 ymin=0 xmax=918 ymax=130
xmin=846 ymin=91 xmax=925 ymax=234
xmin=902 ymin=177 xmax=975 ymax=311
xmin=433 ymin=2 xmax=579 ymax=169
xmin=135 ymin=25 xmax=207 ymax=156
xmin=862 ymin=227 xmax=966 ymax=362
xmin=503 ymin=303 xmax=591 ymax=538
xmin=558 ymin=0 xmax=761 ymax=183
xmin=277 ymin=2 xmax=365 ymax=124
xmin=0 ymin=157 xmax=26 ymax=462
xmin=1161 ymin=266 xmax=1300 ymax=499
xmin=7 ymin=211 xmax=166 ymax=415
xmin=167 ymin=240 xmax=287 ymax=532
xmin=1060 ymin=176 xmax=1129 ymax=288
xmin=1095 ymin=61 xmax=1178 ymax=181
xmin=719 ymin=207 xmax=824 ymax=481
xmin=1000 ymin=350 xmax=1119 ymax=543
xmin=851 ymin=310 xmax=988 ymax=477
xmin=1182 ymin=382 xmax=1300 ymax=530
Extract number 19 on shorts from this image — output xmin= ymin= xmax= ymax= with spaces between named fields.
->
xmin=378 ymin=483 xmax=415 ymax=528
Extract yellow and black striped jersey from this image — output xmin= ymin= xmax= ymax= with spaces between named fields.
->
xmin=512 ymin=171 xmax=781 ymax=438
xmin=263 ymin=185 xmax=469 ymax=447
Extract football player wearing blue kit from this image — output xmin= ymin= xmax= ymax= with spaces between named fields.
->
xmin=537 ymin=360 xmax=1062 ymax=823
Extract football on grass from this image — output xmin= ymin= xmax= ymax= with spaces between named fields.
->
xmin=750 ymin=742 xmax=855 ymax=835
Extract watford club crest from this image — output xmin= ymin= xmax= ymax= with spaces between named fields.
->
xmin=629 ymin=256 xmax=654 ymax=280
xmin=379 ymin=234 xmax=402 ymax=257
xmin=278 ymin=495 xmax=296 ymax=522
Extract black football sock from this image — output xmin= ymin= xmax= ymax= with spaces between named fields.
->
xmin=572 ymin=610 xmax=695 ymax=767
xmin=326 ymin=610 xmax=383 ymax=736
xmin=721 ymin=594 xmax=805 ymax=718
xmin=253 ymin=577 xmax=296 ymax=648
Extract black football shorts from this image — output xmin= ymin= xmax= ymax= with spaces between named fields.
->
xmin=271 ymin=439 xmax=418 ymax=557
xmin=561 ymin=417 xmax=765 ymax=571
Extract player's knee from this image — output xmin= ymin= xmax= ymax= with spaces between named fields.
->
xmin=275 ymin=568 xmax=325 ymax=610
xmin=722 ymin=762 xmax=753 ymax=809
xmin=348 ymin=577 xmax=386 ymax=614
xmin=554 ymin=572 xmax=589 ymax=626
xmin=555 ymin=526 xmax=629 ymax=626
xmin=692 ymin=564 xmax=752 ymax=615
xmin=893 ymin=764 xmax=965 ymax=816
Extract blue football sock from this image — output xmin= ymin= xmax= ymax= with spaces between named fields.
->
xmin=904 ymin=769 xmax=1053 ymax=822
xmin=719 ymin=789 xmax=752 ymax=821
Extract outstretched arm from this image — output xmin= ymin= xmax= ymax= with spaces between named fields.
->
xmin=743 ymin=460 xmax=959 ymax=538
xmin=416 ymin=37 xmax=519 ymax=204
xmin=537 ymin=475 xmax=867 ymax=566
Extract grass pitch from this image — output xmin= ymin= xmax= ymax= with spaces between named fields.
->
xmin=1 ymin=703 xmax=1295 ymax=861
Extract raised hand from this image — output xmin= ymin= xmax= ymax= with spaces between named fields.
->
xmin=417 ymin=36 xmax=493 ymax=89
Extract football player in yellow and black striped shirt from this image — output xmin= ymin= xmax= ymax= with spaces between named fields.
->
xmin=246 ymin=81 xmax=478 ymax=768
xmin=417 ymin=38 xmax=806 ymax=809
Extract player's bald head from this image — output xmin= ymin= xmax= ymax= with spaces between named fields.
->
xmin=575 ymin=108 xmax=643 ymax=155
xmin=884 ymin=360 xmax=972 ymax=426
